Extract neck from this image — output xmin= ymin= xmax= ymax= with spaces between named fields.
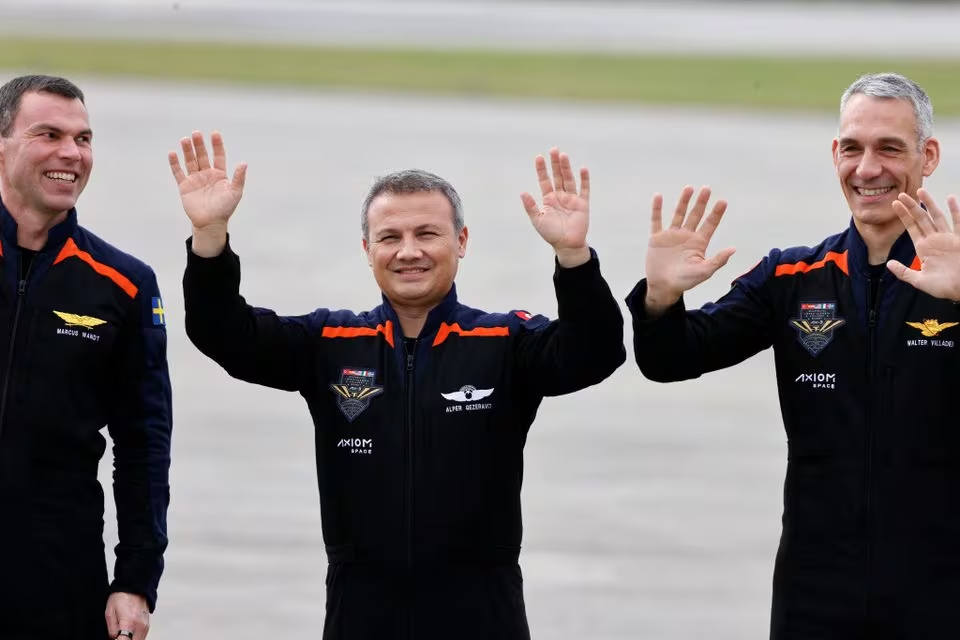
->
xmin=1 ymin=192 xmax=67 ymax=251
xmin=855 ymin=219 xmax=904 ymax=266
xmin=393 ymin=304 xmax=429 ymax=339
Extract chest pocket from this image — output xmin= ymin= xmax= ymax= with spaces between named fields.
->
xmin=24 ymin=303 xmax=122 ymax=392
xmin=421 ymin=337 xmax=517 ymax=463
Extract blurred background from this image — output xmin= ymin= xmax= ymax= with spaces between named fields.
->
xmin=1 ymin=1 xmax=958 ymax=638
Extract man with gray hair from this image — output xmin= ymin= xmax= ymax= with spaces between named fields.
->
xmin=627 ymin=71 xmax=960 ymax=638
xmin=174 ymin=131 xmax=625 ymax=639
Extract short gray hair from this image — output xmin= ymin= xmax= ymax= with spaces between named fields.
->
xmin=361 ymin=169 xmax=464 ymax=241
xmin=839 ymin=72 xmax=933 ymax=147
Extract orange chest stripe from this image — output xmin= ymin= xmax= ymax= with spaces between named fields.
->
xmin=53 ymin=238 xmax=138 ymax=298
xmin=322 ymin=321 xmax=395 ymax=348
xmin=775 ymin=250 xmax=849 ymax=277
xmin=433 ymin=322 xmax=509 ymax=347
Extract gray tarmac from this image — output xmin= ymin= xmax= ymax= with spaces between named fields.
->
xmin=3 ymin=73 xmax=948 ymax=639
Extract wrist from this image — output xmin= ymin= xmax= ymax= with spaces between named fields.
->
xmin=554 ymin=245 xmax=591 ymax=268
xmin=190 ymin=224 xmax=229 ymax=258
xmin=645 ymin=283 xmax=681 ymax=314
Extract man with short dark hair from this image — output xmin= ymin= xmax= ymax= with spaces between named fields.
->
xmin=174 ymin=130 xmax=625 ymax=639
xmin=0 ymin=75 xmax=172 ymax=640
xmin=628 ymin=72 xmax=960 ymax=638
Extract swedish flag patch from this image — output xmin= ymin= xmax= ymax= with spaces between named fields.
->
xmin=152 ymin=296 xmax=166 ymax=326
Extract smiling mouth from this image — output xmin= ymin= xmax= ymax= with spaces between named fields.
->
xmin=854 ymin=186 xmax=895 ymax=197
xmin=45 ymin=171 xmax=77 ymax=184
xmin=395 ymin=267 xmax=428 ymax=274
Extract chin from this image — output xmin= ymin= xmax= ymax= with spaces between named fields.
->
xmin=852 ymin=209 xmax=899 ymax=228
xmin=44 ymin=197 xmax=79 ymax=213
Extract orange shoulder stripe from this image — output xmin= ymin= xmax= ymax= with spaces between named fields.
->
xmin=775 ymin=250 xmax=849 ymax=277
xmin=433 ymin=322 xmax=509 ymax=347
xmin=322 ymin=321 xmax=395 ymax=348
xmin=54 ymin=238 xmax=138 ymax=298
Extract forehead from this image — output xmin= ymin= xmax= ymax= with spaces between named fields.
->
xmin=12 ymin=91 xmax=89 ymax=133
xmin=367 ymin=190 xmax=454 ymax=229
xmin=839 ymin=94 xmax=917 ymax=142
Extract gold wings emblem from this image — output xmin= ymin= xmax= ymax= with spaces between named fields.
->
xmin=330 ymin=384 xmax=383 ymax=401
xmin=53 ymin=310 xmax=107 ymax=329
xmin=790 ymin=318 xmax=846 ymax=335
xmin=906 ymin=319 xmax=959 ymax=337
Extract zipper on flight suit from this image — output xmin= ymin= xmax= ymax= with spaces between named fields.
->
xmin=403 ymin=337 xmax=417 ymax=639
xmin=863 ymin=273 xmax=883 ymax=618
xmin=0 ymin=252 xmax=34 ymax=441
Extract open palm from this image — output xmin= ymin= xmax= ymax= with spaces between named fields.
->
xmin=888 ymin=189 xmax=960 ymax=301
xmin=169 ymin=131 xmax=247 ymax=229
xmin=520 ymin=148 xmax=589 ymax=251
xmin=646 ymin=186 xmax=735 ymax=301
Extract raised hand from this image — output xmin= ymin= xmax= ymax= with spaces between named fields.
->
xmin=645 ymin=186 xmax=735 ymax=312
xmin=888 ymin=189 xmax=960 ymax=301
xmin=169 ymin=131 xmax=247 ymax=231
xmin=520 ymin=147 xmax=591 ymax=268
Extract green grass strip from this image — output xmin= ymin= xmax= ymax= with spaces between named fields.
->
xmin=3 ymin=37 xmax=960 ymax=113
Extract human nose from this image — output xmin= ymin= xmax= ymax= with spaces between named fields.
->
xmin=855 ymin=148 xmax=883 ymax=180
xmin=396 ymin=235 xmax=423 ymax=260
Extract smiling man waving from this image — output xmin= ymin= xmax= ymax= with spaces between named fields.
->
xmin=175 ymin=132 xmax=625 ymax=640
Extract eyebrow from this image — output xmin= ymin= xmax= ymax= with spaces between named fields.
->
xmin=838 ymin=136 xmax=907 ymax=148
xmin=376 ymin=223 xmax=442 ymax=236
xmin=29 ymin=124 xmax=94 ymax=137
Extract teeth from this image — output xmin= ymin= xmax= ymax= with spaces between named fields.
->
xmin=46 ymin=172 xmax=76 ymax=183
xmin=859 ymin=186 xmax=893 ymax=197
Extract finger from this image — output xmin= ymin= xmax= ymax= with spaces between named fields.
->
xmin=948 ymin=195 xmax=960 ymax=235
xmin=549 ymin=147 xmax=565 ymax=193
xmin=579 ymin=167 xmax=590 ymax=202
xmin=892 ymin=198 xmax=927 ymax=242
xmin=168 ymin=151 xmax=186 ymax=184
xmin=520 ymin=192 xmax=540 ymax=220
xmin=534 ymin=155 xmax=552 ymax=198
xmin=917 ymin=188 xmax=950 ymax=233
xmin=211 ymin=130 xmax=227 ymax=173
xmin=179 ymin=136 xmax=198 ymax=173
xmin=887 ymin=259 xmax=921 ymax=286
xmin=670 ymin=185 xmax=695 ymax=229
xmin=559 ymin=152 xmax=577 ymax=193
xmin=650 ymin=193 xmax=663 ymax=235
xmin=897 ymin=192 xmax=934 ymax=236
xmin=191 ymin=130 xmax=211 ymax=171
xmin=115 ymin=615 xmax=138 ymax=639
xmin=682 ymin=186 xmax=712 ymax=232
xmin=697 ymin=198 xmax=729 ymax=244
xmin=105 ymin=603 xmax=120 ymax=637
xmin=706 ymin=247 xmax=737 ymax=273
xmin=233 ymin=161 xmax=248 ymax=192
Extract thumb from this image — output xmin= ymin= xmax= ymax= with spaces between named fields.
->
xmin=520 ymin=193 xmax=540 ymax=221
xmin=707 ymin=247 xmax=737 ymax=274
xmin=232 ymin=161 xmax=248 ymax=192
xmin=887 ymin=259 xmax=920 ymax=286
xmin=105 ymin=599 xmax=120 ymax=637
